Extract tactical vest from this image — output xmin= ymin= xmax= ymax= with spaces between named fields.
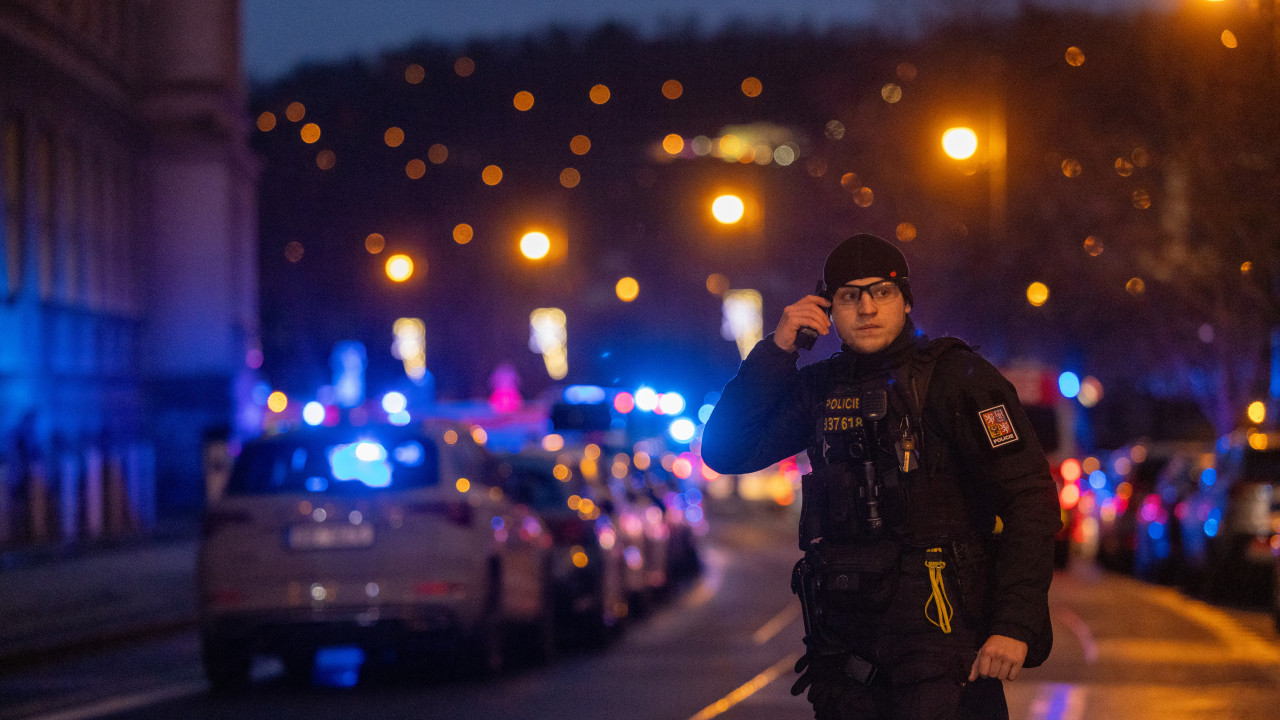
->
xmin=799 ymin=338 xmax=987 ymax=550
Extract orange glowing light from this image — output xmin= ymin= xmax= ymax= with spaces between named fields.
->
xmin=386 ymin=254 xmax=414 ymax=282
xmin=570 ymin=134 xmax=591 ymax=155
xmin=405 ymin=159 xmax=426 ymax=179
xmin=315 ymin=150 xmax=335 ymax=170
xmin=285 ymin=102 xmax=306 ymax=122
xmin=662 ymin=79 xmax=683 ymax=99
xmin=741 ymin=76 xmax=763 ymax=97
xmin=384 ymin=127 xmax=405 ymax=147
xmin=453 ymin=224 xmax=473 ymax=245
xmin=454 ymin=57 xmax=475 ymax=77
xmin=427 ymin=143 xmax=448 ymax=164
xmin=405 ymin=63 xmax=425 ymax=84
xmin=256 ymin=112 xmax=277 ymax=132
xmin=300 ymin=123 xmax=321 ymax=144
xmin=365 ymin=233 xmax=385 ymax=254
xmin=589 ymin=84 xmax=611 ymax=104
xmin=662 ymin=134 xmax=684 ymax=155
xmin=482 ymin=165 xmax=503 ymax=185
xmin=559 ymin=168 xmax=580 ymax=188
xmin=513 ymin=91 xmax=535 ymax=111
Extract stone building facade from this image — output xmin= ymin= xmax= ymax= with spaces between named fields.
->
xmin=0 ymin=0 xmax=258 ymax=546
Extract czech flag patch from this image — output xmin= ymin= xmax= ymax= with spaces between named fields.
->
xmin=978 ymin=405 xmax=1019 ymax=448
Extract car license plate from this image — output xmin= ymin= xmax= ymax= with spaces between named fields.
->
xmin=287 ymin=523 xmax=375 ymax=550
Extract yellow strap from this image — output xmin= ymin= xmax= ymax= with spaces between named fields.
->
xmin=924 ymin=548 xmax=953 ymax=634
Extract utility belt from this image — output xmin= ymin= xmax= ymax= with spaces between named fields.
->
xmin=791 ymin=538 xmax=992 ymax=671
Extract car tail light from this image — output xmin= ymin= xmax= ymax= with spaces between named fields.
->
xmin=403 ymin=500 xmax=473 ymax=526
xmin=201 ymin=509 xmax=253 ymax=536
xmin=414 ymin=581 xmax=465 ymax=597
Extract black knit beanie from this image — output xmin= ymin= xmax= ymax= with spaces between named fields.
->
xmin=822 ymin=233 xmax=913 ymax=306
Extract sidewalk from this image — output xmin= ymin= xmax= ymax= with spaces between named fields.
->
xmin=0 ymin=520 xmax=200 ymax=667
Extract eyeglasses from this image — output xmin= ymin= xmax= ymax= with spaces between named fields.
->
xmin=831 ymin=280 xmax=903 ymax=307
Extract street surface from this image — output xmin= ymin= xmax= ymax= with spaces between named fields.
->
xmin=2 ymin=506 xmax=1278 ymax=720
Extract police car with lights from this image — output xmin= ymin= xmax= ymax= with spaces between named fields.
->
xmin=197 ymin=420 xmax=554 ymax=689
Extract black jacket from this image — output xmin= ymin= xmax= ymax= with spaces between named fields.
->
xmin=702 ymin=327 xmax=1061 ymax=654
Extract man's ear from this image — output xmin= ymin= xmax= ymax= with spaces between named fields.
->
xmin=905 ymin=304 xmax=912 ymax=314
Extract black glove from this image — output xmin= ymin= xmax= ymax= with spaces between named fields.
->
xmin=790 ymin=652 xmax=850 ymax=707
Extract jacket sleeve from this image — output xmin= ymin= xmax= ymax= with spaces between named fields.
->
xmin=701 ymin=335 xmax=817 ymax=475
xmin=932 ymin=349 xmax=1062 ymax=655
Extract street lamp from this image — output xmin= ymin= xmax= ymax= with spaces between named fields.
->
xmin=711 ymin=194 xmax=745 ymax=224
xmin=941 ymin=127 xmax=978 ymax=160
xmin=940 ymin=111 xmax=1006 ymax=244
xmin=520 ymin=231 xmax=551 ymax=260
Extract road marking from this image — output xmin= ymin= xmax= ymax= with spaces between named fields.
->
xmin=752 ymin=602 xmax=800 ymax=645
xmin=1052 ymin=604 xmax=1098 ymax=663
xmin=1139 ymin=586 xmax=1280 ymax=664
xmin=1028 ymin=683 xmax=1087 ymax=720
xmin=687 ymin=652 xmax=801 ymax=720
xmin=20 ymin=681 xmax=205 ymax=720
xmin=681 ymin=545 xmax=727 ymax=609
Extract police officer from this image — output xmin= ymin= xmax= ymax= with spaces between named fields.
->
xmin=701 ymin=233 xmax=1061 ymax=719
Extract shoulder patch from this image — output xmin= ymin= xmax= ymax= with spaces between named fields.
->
xmin=978 ymin=404 xmax=1019 ymax=448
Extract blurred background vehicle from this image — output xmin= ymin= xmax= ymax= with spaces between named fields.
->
xmin=1092 ymin=441 xmax=1175 ymax=575
xmin=1131 ymin=444 xmax=1215 ymax=586
xmin=498 ymin=445 xmax=629 ymax=647
xmin=1179 ymin=429 xmax=1280 ymax=606
xmin=197 ymin=421 xmax=554 ymax=689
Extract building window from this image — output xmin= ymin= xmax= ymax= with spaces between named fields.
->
xmin=3 ymin=119 xmax=23 ymax=296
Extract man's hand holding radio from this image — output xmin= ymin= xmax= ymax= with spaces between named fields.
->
xmin=774 ymin=294 xmax=831 ymax=352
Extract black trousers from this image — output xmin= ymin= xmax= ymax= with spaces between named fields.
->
xmin=806 ymin=552 xmax=1009 ymax=720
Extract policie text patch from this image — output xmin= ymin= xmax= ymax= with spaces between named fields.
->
xmin=978 ymin=404 xmax=1019 ymax=448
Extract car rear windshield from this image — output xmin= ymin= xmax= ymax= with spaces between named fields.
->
xmin=227 ymin=436 xmax=440 ymax=495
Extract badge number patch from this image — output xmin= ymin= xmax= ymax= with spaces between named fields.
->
xmin=979 ymin=405 xmax=1019 ymax=448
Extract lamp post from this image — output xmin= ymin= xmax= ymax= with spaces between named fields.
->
xmin=941 ymin=107 xmax=1007 ymax=245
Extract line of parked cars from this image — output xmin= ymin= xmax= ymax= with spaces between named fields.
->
xmin=1082 ymin=429 xmax=1280 ymax=630
xmin=196 ymin=419 xmax=704 ymax=690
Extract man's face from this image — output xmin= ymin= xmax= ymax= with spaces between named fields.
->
xmin=830 ymin=276 xmax=911 ymax=354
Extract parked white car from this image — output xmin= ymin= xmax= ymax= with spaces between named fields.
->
xmin=197 ymin=421 xmax=554 ymax=689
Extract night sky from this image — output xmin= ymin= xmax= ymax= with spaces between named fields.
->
xmin=242 ymin=0 xmax=1173 ymax=81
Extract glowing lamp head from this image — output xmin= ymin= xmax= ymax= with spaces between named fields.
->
xmin=385 ymin=254 xmax=414 ymax=282
xmin=942 ymin=127 xmax=978 ymax=160
xmin=711 ymin=195 xmax=745 ymax=224
xmin=520 ymin=232 xmax=551 ymax=260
